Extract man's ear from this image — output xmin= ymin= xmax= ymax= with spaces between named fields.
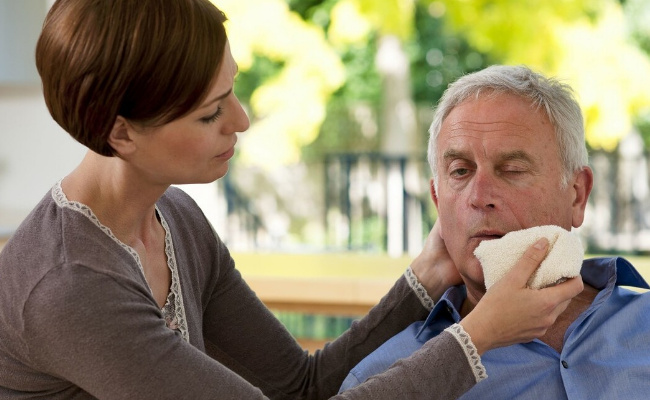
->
xmin=571 ymin=166 xmax=594 ymax=228
xmin=107 ymin=116 xmax=136 ymax=157
xmin=430 ymin=178 xmax=440 ymax=210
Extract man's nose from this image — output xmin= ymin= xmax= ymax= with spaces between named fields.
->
xmin=469 ymin=170 xmax=498 ymax=210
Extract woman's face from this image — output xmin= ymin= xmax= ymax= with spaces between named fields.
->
xmin=125 ymin=41 xmax=249 ymax=186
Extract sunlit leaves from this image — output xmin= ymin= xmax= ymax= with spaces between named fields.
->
xmin=426 ymin=0 xmax=650 ymax=150
xmin=328 ymin=0 xmax=373 ymax=45
xmin=554 ymin=3 xmax=650 ymax=150
xmin=216 ymin=0 xmax=650 ymax=163
xmin=355 ymin=0 xmax=416 ymax=40
xmin=214 ymin=0 xmax=345 ymax=167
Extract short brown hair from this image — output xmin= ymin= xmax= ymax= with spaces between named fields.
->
xmin=36 ymin=0 xmax=228 ymax=156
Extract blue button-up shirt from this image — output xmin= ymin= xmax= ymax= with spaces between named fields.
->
xmin=340 ymin=257 xmax=650 ymax=399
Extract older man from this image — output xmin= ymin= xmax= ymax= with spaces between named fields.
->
xmin=339 ymin=65 xmax=650 ymax=399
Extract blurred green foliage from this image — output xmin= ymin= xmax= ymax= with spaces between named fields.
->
xmin=218 ymin=0 xmax=650 ymax=163
xmin=214 ymin=0 xmax=650 ymax=248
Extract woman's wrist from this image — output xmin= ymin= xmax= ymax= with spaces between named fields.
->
xmin=445 ymin=323 xmax=488 ymax=382
xmin=410 ymin=254 xmax=456 ymax=302
xmin=458 ymin=313 xmax=491 ymax=356
xmin=405 ymin=266 xmax=436 ymax=310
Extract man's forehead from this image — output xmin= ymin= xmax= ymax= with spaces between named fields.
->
xmin=442 ymin=92 xmax=544 ymax=127
xmin=438 ymin=128 xmax=537 ymax=153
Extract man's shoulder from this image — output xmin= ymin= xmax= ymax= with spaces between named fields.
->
xmin=583 ymin=256 xmax=650 ymax=290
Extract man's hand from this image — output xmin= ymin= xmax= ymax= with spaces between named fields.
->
xmin=459 ymin=237 xmax=584 ymax=355
xmin=410 ymin=220 xmax=463 ymax=302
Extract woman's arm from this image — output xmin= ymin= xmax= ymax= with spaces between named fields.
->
xmin=22 ymin=264 xmax=269 ymax=399
xmin=333 ymin=238 xmax=583 ymax=400
xmin=332 ymin=328 xmax=475 ymax=400
xmin=201 ymin=249 xmax=433 ymax=399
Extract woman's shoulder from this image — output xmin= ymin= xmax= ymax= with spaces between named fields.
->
xmin=0 ymin=185 xmax=145 ymax=289
xmin=157 ymin=186 xmax=218 ymax=239
xmin=158 ymin=186 xmax=205 ymax=220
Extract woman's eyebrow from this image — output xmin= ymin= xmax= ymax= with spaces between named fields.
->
xmin=199 ymin=88 xmax=233 ymax=110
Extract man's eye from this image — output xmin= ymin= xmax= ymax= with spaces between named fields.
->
xmin=451 ymin=168 xmax=469 ymax=177
xmin=501 ymin=167 xmax=527 ymax=176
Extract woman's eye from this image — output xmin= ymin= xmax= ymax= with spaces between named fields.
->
xmin=201 ymin=107 xmax=223 ymax=124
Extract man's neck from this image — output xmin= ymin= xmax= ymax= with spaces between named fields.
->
xmin=460 ymin=284 xmax=600 ymax=353
xmin=537 ymin=284 xmax=599 ymax=353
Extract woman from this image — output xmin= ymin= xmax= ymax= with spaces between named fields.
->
xmin=0 ymin=0 xmax=582 ymax=399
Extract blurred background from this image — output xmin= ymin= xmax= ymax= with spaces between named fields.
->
xmin=2 ymin=0 xmax=650 ymax=349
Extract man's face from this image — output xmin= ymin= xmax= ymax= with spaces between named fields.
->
xmin=432 ymin=92 xmax=590 ymax=303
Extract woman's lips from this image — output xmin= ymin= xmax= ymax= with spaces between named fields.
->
xmin=216 ymin=146 xmax=235 ymax=159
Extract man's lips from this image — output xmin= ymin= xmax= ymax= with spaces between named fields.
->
xmin=470 ymin=230 xmax=506 ymax=241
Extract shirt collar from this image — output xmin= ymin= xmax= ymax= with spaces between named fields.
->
xmin=416 ymin=285 xmax=466 ymax=338
xmin=418 ymin=256 xmax=649 ymax=337
xmin=581 ymin=257 xmax=650 ymax=290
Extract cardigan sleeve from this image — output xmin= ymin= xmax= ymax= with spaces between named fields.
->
xmin=200 ymin=238 xmax=434 ymax=399
xmin=21 ymin=263 xmax=269 ymax=399
xmin=332 ymin=330 xmax=479 ymax=400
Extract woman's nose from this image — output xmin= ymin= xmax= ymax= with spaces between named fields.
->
xmin=226 ymin=95 xmax=250 ymax=134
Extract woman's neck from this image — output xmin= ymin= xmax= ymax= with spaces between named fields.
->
xmin=61 ymin=150 xmax=168 ymax=248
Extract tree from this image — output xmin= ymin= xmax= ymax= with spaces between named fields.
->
xmin=215 ymin=0 xmax=345 ymax=167
xmin=428 ymin=0 xmax=650 ymax=150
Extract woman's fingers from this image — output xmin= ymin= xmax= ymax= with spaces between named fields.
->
xmin=498 ymin=237 xmax=549 ymax=288
xmin=461 ymin=239 xmax=583 ymax=355
xmin=540 ymin=275 xmax=584 ymax=305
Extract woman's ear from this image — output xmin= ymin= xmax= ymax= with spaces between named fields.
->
xmin=107 ymin=116 xmax=136 ymax=157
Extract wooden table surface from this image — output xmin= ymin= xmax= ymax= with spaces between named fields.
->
xmin=233 ymin=252 xmax=411 ymax=317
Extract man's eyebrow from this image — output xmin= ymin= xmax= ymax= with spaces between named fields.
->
xmin=442 ymin=149 xmax=470 ymax=161
xmin=442 ymin=149 xmax=536 ymax=163
xmin=499 ymin=150 xmax=536 ymax=163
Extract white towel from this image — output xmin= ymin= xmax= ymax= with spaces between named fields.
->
xmin=474 ymin=225 xmax=583 ymax=290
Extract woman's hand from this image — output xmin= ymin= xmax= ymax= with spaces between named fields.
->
xmin=460 ymin=237 xmax=584 ymax=355
xmin=410 ymin=220 xmax=463 ymax=302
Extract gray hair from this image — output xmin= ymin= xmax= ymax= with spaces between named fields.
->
xmin=428 ymin=65 xmax=588 ymax=190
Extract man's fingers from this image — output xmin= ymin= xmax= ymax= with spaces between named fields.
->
xmin=503 ymin=238 xmax=549 ymax=287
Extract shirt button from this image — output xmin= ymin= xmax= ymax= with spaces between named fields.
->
xmin=561 ymin=360 xmax=569 ymax=369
